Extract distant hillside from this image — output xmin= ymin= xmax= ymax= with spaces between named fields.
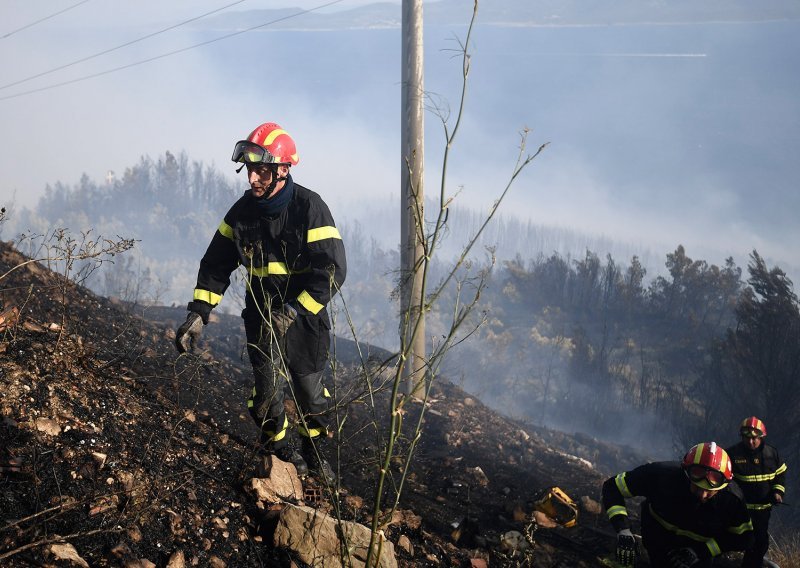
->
xmin=196 ymin=0 xmax=800 ymax=31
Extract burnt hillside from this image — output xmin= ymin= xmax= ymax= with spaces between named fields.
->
xmin=1 ymin=239 xmax=665 ymax=567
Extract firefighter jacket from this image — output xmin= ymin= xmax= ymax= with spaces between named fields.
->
xmin=602 ymin=461 xmax=754 ymax=561
xmin=726 ymin=441 xmax=787 ymax=511
xmin=191 ymin=178 xmax=346 ymax=321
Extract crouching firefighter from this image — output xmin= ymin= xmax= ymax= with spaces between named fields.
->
xmin=175 ymin=121 xmax=346 ymax=482
xmin=602 ymin=442 xmax=754 ymax=567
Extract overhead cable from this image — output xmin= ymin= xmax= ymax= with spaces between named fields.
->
xmin=0 ymin=0 xmax=248 ymax=92
xmin=2 ymin=0 xmax=92 ymax=40
xmin=0 ymin=0 xmax=347 ymax=102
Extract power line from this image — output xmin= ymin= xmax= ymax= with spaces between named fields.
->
xmin=1 ymin=0 xmax=92 ymax=40
xmin=0 ymin=0 xmax=249 ymax=92
xmin=0 ymin=0 xmax=347 ymax=102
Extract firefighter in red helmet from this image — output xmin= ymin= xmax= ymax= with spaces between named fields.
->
xmin=726 ymin=417 xmax=787 ymax=567
xmin=175 ymin=122 xmax=346 ymax=482
xmin=602 ymin=442 xmax=754 ymax=567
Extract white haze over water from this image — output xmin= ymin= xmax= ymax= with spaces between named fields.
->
xmin=1 ymin=1 xmax=799 ymax=282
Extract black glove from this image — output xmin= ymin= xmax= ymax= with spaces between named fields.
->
xmin=666 ymin=547 xmax=699 ymax=568
xmin=175 ymin=312 xmax=204 ymax=353
xmin=270 ymin=303 xmax=298 ymax=338
xmin=615 ymin=529 xmax=638 ymax=566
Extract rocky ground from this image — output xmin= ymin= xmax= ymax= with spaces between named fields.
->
xmin=0 ymin=239 xmax=749 ymax=567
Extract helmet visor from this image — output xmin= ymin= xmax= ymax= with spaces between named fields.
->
xmin=740 ymin=427 xmax=762 ymax=438
xmin=686 ymin=465 xmax=727 ymax=489
xmin=231 ymin=140 xmax=280 ymax=164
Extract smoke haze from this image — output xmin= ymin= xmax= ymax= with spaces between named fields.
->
xmin=2 ymin=1 xmax=799 ymax=280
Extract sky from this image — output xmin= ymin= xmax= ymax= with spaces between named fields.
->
xmin=2 ymin=0 xmax=800 ymax=282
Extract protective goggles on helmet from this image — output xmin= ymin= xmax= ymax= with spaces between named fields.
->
xmin=740 ymin=427 xmax=763 ymax=439
xmin=686 ymin=465 xmax=727 ymax=489
xmin=231 ymin=140 xmax=284 ymax=165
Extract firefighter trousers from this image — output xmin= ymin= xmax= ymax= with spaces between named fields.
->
xmin=243 ymin=306 xmax=330 ymax=448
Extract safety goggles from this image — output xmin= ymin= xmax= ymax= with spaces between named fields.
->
xmin=231 ymin=140 xmax=282 ymax=164
xmin=740 ymin=427 xmax=762 ymax=439
xmin=686 ymin=465 xmax=727 ymax=489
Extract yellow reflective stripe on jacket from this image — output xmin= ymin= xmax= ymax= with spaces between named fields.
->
xmin=734 ymin=470 xmax=784 ymax=482
xmin=772 ymin=484 xmax=785 ymax=493
xmin=648 ymin=505 xmax=725 ymax=557
xmin=297 ymin=290 xmax=324 ymax=314
xmin=607 ymin=505 xmax=628 ymax=519
xmin=746 ymin=503 xmax=773 ymax=511
xmin=248 ymin=262 xmax=290 ymax=276
xmin=615 ymin=473 xmax=633 ymax=498
xmin=307 ymin=226 xmax=341 ymax=243
xmin=218 ymin=220 xmax=234 ymax=240
xmin=194 ymin=288 xmax=222 ymax=306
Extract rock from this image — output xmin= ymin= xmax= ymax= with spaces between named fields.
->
xmin=91 ymin=452 xmax=107 ymax=469
xmin=344 ymin=494 xmax=363 ymax=511
xmin=34 ymin=417 xmax=61 ymax=436
xmin=166 ymin=550 xmax=186 ymax=568
xmin=467 ymin=466 xmax=489 ymax=487
xmin=580 ymin=495 xmax=603 ymax=515
xmin=499 ymin=530 xmax=530 ymax=553
xmin=532 ymin=510 xmax=559 ymax=528
xmin=247 ymin=457 xmax=304 ymax=503
xmin=124 ymin=560 xmax=156 ymax=568
xmin=89 ymin=494 xmax=119 ymax=516
xmin=470 ymin=559 xmax=488 ymax=568
xmin=396 ymin=534 xmax=413 ymax=555
xmin=209 ymin=556 xmax=226 ymax=568
xmin=48 ymin=542 xmax=89 ymax=567
xmin=274 ymin=504 xmax=398 ymax=568
xmin=399 ymin=510 xmax=422 ymax=531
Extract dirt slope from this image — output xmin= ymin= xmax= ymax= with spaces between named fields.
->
xmin=1 ymin=240 xmax=638 ymax=566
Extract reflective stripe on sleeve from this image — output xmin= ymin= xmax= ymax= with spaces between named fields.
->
xmin=607 ymin=505 xmax=628 ymax=519
xmin=615 ymin=473 xmax=633 ymax=498
xmin=307 ymin=226 xmax=341 ymax=243
xmin=218 ymin=221 xmax=234 ymax=240
xmin=297 ymin=290 xmax=324 ymax=314
xmin=194 ymin=289 xmax=222 ymax=306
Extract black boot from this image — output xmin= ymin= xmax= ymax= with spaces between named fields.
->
xmin=301 ymin=437 xmax=335 ymax=483
xmin=260 ymin=434 xmax=309 ymax=477
xmin=274 ymin=444 xmax=309 ymax=477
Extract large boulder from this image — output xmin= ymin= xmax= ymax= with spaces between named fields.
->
xmin=274 ymin=504 xmax=397 ymax=568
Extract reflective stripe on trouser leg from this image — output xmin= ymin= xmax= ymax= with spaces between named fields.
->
xmin=294 ymin=370 xmax=330 ymax=438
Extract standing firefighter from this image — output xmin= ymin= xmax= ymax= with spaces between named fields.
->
xmin=602 ymin=442 xmax=754 ymax=567
xmin=726 ymin=417 xmax=787 ymax=568
xmin=175 ymin=122 xmax=346 ymax=481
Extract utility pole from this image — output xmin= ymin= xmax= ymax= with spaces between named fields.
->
xmin=400 ymin=0 xmax=426 ymax=396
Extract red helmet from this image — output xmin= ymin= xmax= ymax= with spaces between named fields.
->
xmin=740 ymin=416 xmax=766 ymax=438
xmin=231 ymin=122 xmax=299 ymax=166
xmin=681 ymin=442 xmax=733 ymax=491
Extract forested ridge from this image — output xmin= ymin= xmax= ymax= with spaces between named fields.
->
xmin=6 ymin=151 xmax=799 ymax=525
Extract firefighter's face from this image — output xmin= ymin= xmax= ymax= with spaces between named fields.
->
xmin=247 ymin=164 xmax=290 ymax=198
xmin=688 ymin=482 xmax=718 ymax=503
xmin=743 ymin=435 xmax=762 ymax=451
